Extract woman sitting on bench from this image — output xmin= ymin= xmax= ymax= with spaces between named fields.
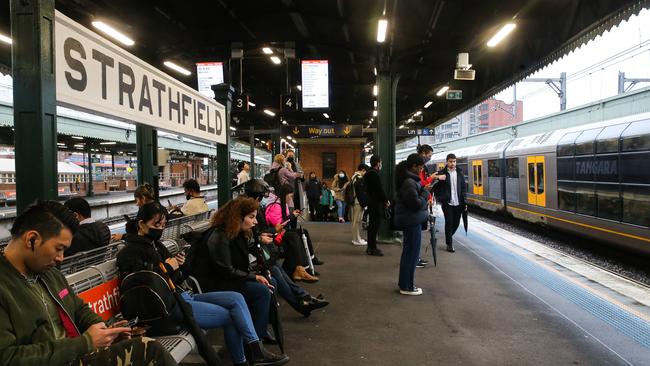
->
xmin=116 ymin=202 xmax=288 ymax=366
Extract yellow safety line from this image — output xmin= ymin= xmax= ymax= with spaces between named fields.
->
xmin=465 ymin=196 xmax=650 ymax=243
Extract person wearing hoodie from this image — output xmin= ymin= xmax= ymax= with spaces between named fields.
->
xmin=305 ymin=172 xmax=321 ymax=221
xmin=64 ymin=197 xmax=111 ymax=256
xmin=394 ymin=154 xmax=430 ymax=296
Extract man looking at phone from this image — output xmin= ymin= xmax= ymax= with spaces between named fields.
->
xmin=0 ymin=201 xmax=177 ymax=366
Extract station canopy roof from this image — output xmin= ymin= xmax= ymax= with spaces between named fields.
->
xmin=0 ymin=0 xmax=648 ymax=131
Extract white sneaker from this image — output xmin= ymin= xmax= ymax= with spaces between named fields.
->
xmin=399 ymin=287 xmax=423 ymax=296
xmin=352 ymin=240 xmax=367 ymax=246
xmin=360 ymin=239 xmax=368 ymax=245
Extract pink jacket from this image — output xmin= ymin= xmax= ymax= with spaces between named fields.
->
xmin=271 ymin=162 xmax=301 ymax=186
xmin=265 ymin=199 xmax=290 ymax=227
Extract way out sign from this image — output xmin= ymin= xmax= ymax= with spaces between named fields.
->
xmin=55 ymin=11 xmax=227 ymax=145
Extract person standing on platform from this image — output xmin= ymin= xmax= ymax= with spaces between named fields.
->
xmin=415 ymin=144 xmax=440 ymax=268
xmin=237 ymin=161 xmax=251 ymax=185
xmin=364 ymin=155 xmax=390 ymax=256
xmin=350 ymin=164 xmax=369 ymax=246
xmin=64 ymin=197 xmax=111 ymax=256
xmin=394 ymin=154 xmax=430 ymax=295
xmin=319 ymin=182 xmax=334 ymax=221
xmin=332 ymin=170 xmax=349 ymax=223
xmin=284 ymin=149 xmax=305 ymax=229
xmin=433 ymin=153 xmax=467 ymax=252
xmin=305 ymin=172 xmax=322 ymax=221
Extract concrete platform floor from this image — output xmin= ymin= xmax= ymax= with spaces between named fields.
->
xmin=270 ymin=220 xmax=642 ymax=365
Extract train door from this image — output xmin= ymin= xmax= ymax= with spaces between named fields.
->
xmin=472 ymin=160 xmax=484 ymax=195
xmin=526 ymin=156 xmax=546 ymax=206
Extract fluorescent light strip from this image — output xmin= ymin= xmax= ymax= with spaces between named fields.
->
xmin=296 ymin=85 xmax=302 ymax=91
xmin=230 ymin=126 xmax=237 ymax=131
xmin=270 ymin=56 xmax=281 ymax=64
xmin=372 ymin=110 xmax=377 ymax=117
xmin=0 ymin=34 xmax=12 ymax=45
xmin=436 ymin=86 xmax=449 ymax=96
xmin=487 ymin=23 xmax=517 ymax=47
xmin=414 ymin=111 xmax=422 ymax=116
xmin=264 ymin=109 xmax=276 ymax=117
xmin=424 ymin=101 xmax=433 ymax=108
xmin=282 ymin=120 xmax=288 ymax=125
xmin=164 ymin=61 xmax=192 ymax=76
xmin=262 ymin=47 xmax=273 ymax=54
xmin=92 ymin=21 xmax=135 ymax=46
xmin=248 ymin=101 xmax=256 ymax=107
xmin=373 ymin=85 xmax=378 ymax=96
xmin=71 ymin=136 xmax=84 ymax=140
xmin=99 ymin=141 xmax=117 ymax=145
xmin=377 ymin=19 xmax=388 ymax=43
xmin=323 ymin=113 xmax=329 ymax=118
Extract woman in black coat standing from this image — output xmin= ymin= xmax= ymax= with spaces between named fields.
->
xmin=305 ymin=172 xmax=322 ymax=221
xmin=394 ymin=154 xmax=430 ymax=296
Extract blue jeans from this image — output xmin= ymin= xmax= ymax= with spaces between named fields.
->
xmin=181 ymin=291 xmax=258 ymax=364
xmin=240 ymin=280 xmax=274 ymax=339
xmin=270 ymin=265 xmax=308 ymax=311
xmin=336 ymin=199 xmax=346 ymax=219
xmin=398 ymin=225 xmax=422 ymax=291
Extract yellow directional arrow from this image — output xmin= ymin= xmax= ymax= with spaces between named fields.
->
xmin=292 ymin=127 xmax=300 ymax=135
xmin=343 ymin=126 xmax=352 ymax=135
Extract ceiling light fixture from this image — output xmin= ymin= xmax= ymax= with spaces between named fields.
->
xmin=487 ymin=23 xmax=517 ymax=47
xmin=264 ymin=109 xmax=276 ymax=117
xmin=99 ymin=141 xmax=117 ymax=145
xmin=92 ymin=21 xmax=135 ymax=46
xmin=372 ymin=110 xmax=378 ymax=117
xmin=373 ymin=100 xmax=377 ymax=108
xmin=164 ymin=61 xmax=191 ymax=76
xmin=436 ymin=86 xmax=449 ymax=96
xmin=248 ymin=101 xmax=256 ymax=107
xmin=424 ymin=101 xmax=433 ymax=108
xmin=296 ymin=85 xmax=302 ymax=91
xmin=414 ymin=111 xmax=422 ymax=116
xmin=71 ymin=136 xmax=84 ymax=140
xmin=282 ymin=120 xmax=288 ymax=125
xmin=0 ymin=34 xmax=12 ymax=45
xmin=373 ymin=85 xmax=378 ymax=96
xmin=374 ymin=67 xmax=377 ymax=76
xmin=323 ymin=113 xmax=329 ymax=118
xmin=230 ymin=126 xmax=237 ymax=131
xmin=270 ymin=56 xmax=282 ymax=64
xmin=262 ymin=47 xmax=273 ymax=54
xmin=377 ymin=18 xmax=388 ymax=43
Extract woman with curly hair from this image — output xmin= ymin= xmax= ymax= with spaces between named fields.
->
xmin=191 ymin=197 xmax=279 ymax=344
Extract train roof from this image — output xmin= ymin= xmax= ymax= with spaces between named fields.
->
xmin=0 ymin=158 xmax=86 ymax=174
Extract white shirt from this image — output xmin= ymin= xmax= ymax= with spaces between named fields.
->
xmin=237 ymin=170 xmax=250 ymax=185
xmin=449 ymin=169 xmax=459 ymax=206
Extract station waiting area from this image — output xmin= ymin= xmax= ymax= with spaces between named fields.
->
xmin=50 ymin=208 xmax=650 ymax=365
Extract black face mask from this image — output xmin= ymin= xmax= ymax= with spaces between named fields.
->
xmin=146 ymin=228 xmax=164 ymax=241
xmin=286 ymin=157 xmax=294 ymax=163
xmin=186 ymin=194 xmax=192 ymax=200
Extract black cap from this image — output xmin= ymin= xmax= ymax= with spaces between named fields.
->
xmin=243 ymin=179 xmax=271 ymax=199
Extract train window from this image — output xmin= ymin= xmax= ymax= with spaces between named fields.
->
xmin=575 ymin=183 xmax=596 ymax=216
xmin=622 ymin=186 xmax=650 ymax=227
xmin=574 ymin=156 xmax=595 ymax=182
xmin=557 ymin=182 xmax=576 ymax=212
xmin=488 ymin=159 xmax=501 ymax=177
xmin=506 ymin=158 xmax=519 ymax=178
xmin=536 ymin=162 xmax=544 ymax=194
xmin=596 ymin=185 xmax=621 ymax=221
xmin=557 ymin=157 xmax=574 ymax=181
xmin=477 ymin=164 xmax=483 ymax=186
xmin=557 ymin=131 xmax=580 ymax=156
xmin=593 ymin=155 xmax=619 ymax=182
xmin=620 ymin=152 xmax=650 ymax=184
xmin=621 ymin=120 xmax=650 ymax=152
xmin=574 ymin=128 xmax=603 ymax=155
xmin=596 ymin=123 xmax=628 ymax=154
xmin=528 ymin=163 xmax=535 ymax=193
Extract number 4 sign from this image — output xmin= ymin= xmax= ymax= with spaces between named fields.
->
xmin=281 ymin=94 xmax=298 ymax=111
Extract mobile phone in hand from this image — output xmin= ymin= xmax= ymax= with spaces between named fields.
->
xmin=126 ymin=317 xmax=139 ymax=328
xmin=280 ymin=219 xmax=291 ymax=227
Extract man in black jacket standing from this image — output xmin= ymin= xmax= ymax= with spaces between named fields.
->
xmin=433 ymin=153 xmax=467 ymax=252
xmin=364 ymin=155 xmax=389 ymax=256
xmin=64 ymin=197 xmax=111 ymax=256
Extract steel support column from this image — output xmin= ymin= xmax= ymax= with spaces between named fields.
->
xmin=376 ymin=72 xmax=400 ymax=242
xmin=11 ymin=0 xmax=58 ymax=212
xmin=86 ymin=149 xmax=93 ymax=197
xmin=213 ymin=84 xmax=234 ymax=207
xmin=136 ymin=124 xmax=158 ymax=199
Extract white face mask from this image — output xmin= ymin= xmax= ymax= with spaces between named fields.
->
xmin=339 ymin=173 xmax=345 ymax=178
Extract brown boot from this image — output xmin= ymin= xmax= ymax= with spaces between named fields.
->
xmin=292 ymin=265 xmax=319 ymax=283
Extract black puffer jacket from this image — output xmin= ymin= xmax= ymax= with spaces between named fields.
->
xmin=394 ymin=171 xmax=430 ymax=228
xmin=66 ymin=220 xmax=111 ymax=256
xmin=305 ymin=178 xmax=322 ymax=202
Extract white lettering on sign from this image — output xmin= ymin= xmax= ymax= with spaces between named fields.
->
xmin=55 ymin=11 xmax=226 ymax=145
xmin=196 ymin=62 xmax=224 ymax=98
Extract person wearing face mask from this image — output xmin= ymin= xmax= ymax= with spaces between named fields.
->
xmin=415 ymin=144 xmax=441 ymax=268
xmin=332 ymin=170 xmax=349 ymax=223
xmin=283 ymin=149 xmax=305 ymax=229
xmin=305 ymin=172 xmax=321 ymax=221
xmin=179 ymin=179 xmax=208 ymax=216
xmin=116 ymin=202 xmax=289 ymax=366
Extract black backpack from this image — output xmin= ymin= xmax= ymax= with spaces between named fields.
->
xmin=352 ymin=175 xmax=368 ymax=207
xmin=343 ymin=182 xmax=355 ymax=205
xmin=119 ymin=270 xmax=184 ymax=336
xmin=263 ymin=168 xmax=281 ymax=192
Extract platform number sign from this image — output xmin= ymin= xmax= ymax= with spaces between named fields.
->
xmin=281 ymin=94 xmax=298 ymax=111
xmin=234 ymin=94 xmax=249 ymax=112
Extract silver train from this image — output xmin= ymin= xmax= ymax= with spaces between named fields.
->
xmin=426 ymin=113 xmax=650 ymax=254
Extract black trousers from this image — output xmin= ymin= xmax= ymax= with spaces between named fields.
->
xmin=367 ymin=202 xmax=382 ymax=251
xmin=442 ymin=203 xmax=463 ymax=245
xmin=308 ymin=198 xmax=320 ymax=221
xmin=281 ymin=229 xmax=314 ymax=274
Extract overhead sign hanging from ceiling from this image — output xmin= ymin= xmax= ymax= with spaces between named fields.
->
xmin=196 ymin=62 xmax=224 ymax=98
xmin=283 ymin=125 xmax=361 ymax=138
xmin=54 ymin=11 xmax=227 ymax=145
xmin=301 ymin=60 xmax=329 ymax=110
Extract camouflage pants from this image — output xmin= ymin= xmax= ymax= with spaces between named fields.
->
xmin=68 ymin=337 xmax=178 ymax=366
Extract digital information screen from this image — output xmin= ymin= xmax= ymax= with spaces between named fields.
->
xmin=301 ymin=60 xmax=329 ymax=109
xmin=196 ymin=62 xmax=224 ymax=98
